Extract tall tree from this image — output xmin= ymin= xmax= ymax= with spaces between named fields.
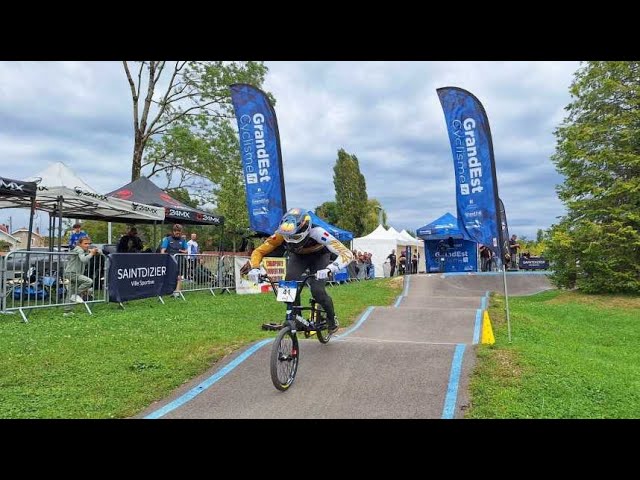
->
xmin=314 ymin=201 xmax=339 ymax=225
xmin=363 ymin=198 xmax=386 ymax=234
xmin=214 ymin=151 xmax=249 ymax=252
xmin=549 ymin=61 xmax=640 ymax=293
xmin=123 ymin=61 xmax=269 ymax=184
xmin=333 ymin=148 xmax=369 ymax=236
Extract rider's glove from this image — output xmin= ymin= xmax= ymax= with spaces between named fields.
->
xmin=326 ymin=263 xmax=340 ymax=275
xmin=316 ymin=268 xmax=331 ymax=280
xmin=247 ymin=268 xmax=262 ymax=283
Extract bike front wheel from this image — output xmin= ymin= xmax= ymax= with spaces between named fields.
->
xmin=270 ymin=325 xmax=299 ymax=391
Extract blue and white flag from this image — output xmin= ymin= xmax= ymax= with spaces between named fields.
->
xmin=230 ymin=84 xmax=287 ymax=236
xmin=437 ymin=87 xmax=505 ymax=263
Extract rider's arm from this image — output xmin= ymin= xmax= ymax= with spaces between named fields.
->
xmin=250 ymin=234 xmax=285 ymax=268
xmin=309 ymin=228 xmax=354 ymax=270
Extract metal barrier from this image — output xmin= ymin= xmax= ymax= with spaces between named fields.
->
xmin=172 ymin=253 xmax=236 ymax=298
xmin=1 ymin=250 xmax=108 ymax=322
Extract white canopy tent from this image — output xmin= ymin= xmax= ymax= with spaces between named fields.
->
xmin=24 ymin=162 xmax=165 ymax=223
xmin=13 ymin=162 xmax=165 ymax=248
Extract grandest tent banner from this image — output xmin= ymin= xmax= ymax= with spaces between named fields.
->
xmin=437 ymin=87 xmax=505 ymax=264
xmin=230 ymin=84 xmax=287 ymax=236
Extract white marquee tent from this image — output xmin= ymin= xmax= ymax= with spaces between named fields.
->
xmin=25 ymin=162 xmax=165 ymax=223
xmin=352 ymin=225 xmax=425 ymax=277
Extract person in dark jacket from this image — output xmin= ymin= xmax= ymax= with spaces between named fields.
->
xmin=116 ymin=227 xmax=143 ymax=253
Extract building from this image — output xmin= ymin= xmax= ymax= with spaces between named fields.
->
xmin=11 ymin=227 xmax=45 ymax=248
xmin=0 ymin=224 xmax=21 ymax=251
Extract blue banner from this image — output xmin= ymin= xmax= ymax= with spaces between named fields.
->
xmin=108 ymin=253 xmax=178 ymax=302
xmin=230 ymin=84 xmax=287 ymax=236
xmin=425 ymin=239 xmax=478 ymax=273
xmin=437 ymin=87 xmax=504 ymax=264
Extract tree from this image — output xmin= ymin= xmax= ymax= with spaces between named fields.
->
xmin=549 ymin=61 xmax=640 ymax=293
xmin=123 ymin=61 xmax=269 ymax=184
xmin=214 ymin=150 xmax=249 ymax=252
xmin=333 ymin=149 xmax=369 ymax=237
xmin=536 ymin=229 xmax=544 ymax=243
xmin=314 ymin=201 xmax=339 ymax=225
xmin=363 ymin=199 xmax=386 ymax=234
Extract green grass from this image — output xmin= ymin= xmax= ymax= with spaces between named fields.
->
xmin=467 ymin=290 xmax=640 ymax=418
xmin=0 ymin=278 xmax=402 ymax=418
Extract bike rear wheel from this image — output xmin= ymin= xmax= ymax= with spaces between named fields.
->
xmin=270 ymin=325 xmax=299 ymax=391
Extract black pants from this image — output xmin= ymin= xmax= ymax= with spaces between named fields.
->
xmin=390 ymin=264 xmax=396 ymax=277
xmin=286 ymin=251 xmax=336 ymax=327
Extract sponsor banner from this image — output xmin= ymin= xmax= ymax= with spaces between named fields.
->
xmin=519 ymin=257 xmax=549 ymax=270
xmin=0 ymin=175 xmax=37 ymax=198
xmin=425 ymin=239 xmax=477 ymax=273
xmin=230 ymin=84 xmax=287 ymax=236
xmin=234 ymin=256 xmax=287 ymax=295
xmin=165 ymin=207 xmax=223 ymax=225
xmin=108 ymin=253 xmax=178 ymax=302
xmin=437 ymin=87 xmax=505 ymax=263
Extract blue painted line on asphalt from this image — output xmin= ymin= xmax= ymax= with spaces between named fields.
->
xmin=393 ymin=274 xmax=411 ymax=307
xmin=472 ymin=309 xmax=482 ymax=344
xmin=442 ymin=343 xmax=466 ymax=419
xmin=335 ymin=306 xmax=375 ymax=340
xmin=444 ymin=271 xmax=551 ymax=276
xmin=481 ymin=294 xmax=487 ymax=310
xmin=402 ymin=274 xmax=411 ymax=297
xmin=144 ymin=338 xmax=273 ymax=419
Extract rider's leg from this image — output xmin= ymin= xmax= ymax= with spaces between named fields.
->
xmin=308 ymin=253 xmax=337 ymax=329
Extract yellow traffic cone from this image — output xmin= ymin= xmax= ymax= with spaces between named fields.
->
xmin=481 ymin=310 xmax=495 ymax=345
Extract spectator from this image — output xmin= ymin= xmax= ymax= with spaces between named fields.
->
xmin=160 ymin=224 xmax=188 ymax=297
xmin=398 ymin=252 xmax=407 ymax=275
xmin=63 ymin=236 xmax=100 ymax=315
xmin=187 ymin=233 xmax=199 ymax=258
xmin=479 ymin=244 xmax=493 ymax=272
xmin=411 ymin=254 xmax=418 ymax=274
xmin=116 ymin=227 xmax=143 ymax=253
xmin=509 ymin=234 xmax=521 ymax=269
xmin=68 ymin=223 xmax=88 ymax=249
xmin=386 ymin=250 xmax=397 ymax=277
xmin=437 ymin=240 xmax=448 ymax=272
xmin=186 ymin=233 xmax=199 ymax=280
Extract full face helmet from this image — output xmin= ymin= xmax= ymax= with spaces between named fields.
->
xmin=276 ymin=208 xmax=311 ymax=244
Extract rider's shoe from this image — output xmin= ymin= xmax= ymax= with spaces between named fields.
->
xmin=327 ymin=324 xmax=339 ymax=335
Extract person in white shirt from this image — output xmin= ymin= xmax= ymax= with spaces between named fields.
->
xmin=187 ymin=233 xmax=199 ymax=258
xmin=186 ymin=233 xmax=199 ymax=280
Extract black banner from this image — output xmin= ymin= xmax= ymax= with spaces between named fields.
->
xmin=519 ymin=257 xmax=550 ymax=270
xmin=108 ymin=253 xmax=178 ymax=302
xmin=0 ymin=176 xmax=37 ymax=198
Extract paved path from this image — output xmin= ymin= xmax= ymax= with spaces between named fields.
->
xmin=139 ymin=272 xmax=551 ymax=419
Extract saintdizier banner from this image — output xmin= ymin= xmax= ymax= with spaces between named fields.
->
xmin=437 ymin=87 xmax=505 ymax=263
xmin=230 ymin=84 xmax=287 ymax=236
xmin=108 ymin=253 xmax=178 ymax=302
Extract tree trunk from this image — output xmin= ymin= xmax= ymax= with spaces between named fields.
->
xmin=131 ymin=132 xmax=143 ymax=181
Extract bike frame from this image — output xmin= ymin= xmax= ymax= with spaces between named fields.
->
xmin=261 ymin=274 xmax=324 ymax=332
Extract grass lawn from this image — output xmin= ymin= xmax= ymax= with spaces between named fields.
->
xmin=0 ymin=277 xmax=402 ymax=418
xmin=467 ymin=290 xmax=640 ymax=418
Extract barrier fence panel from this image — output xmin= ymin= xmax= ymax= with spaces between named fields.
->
xmin=173 ymin=253 xmax=236 ymax=296
xmin=1 ymin=250 xmax=108 ymax=321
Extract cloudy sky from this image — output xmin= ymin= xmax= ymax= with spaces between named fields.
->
xmin=0 ymin=61 xmax=580 ymax=239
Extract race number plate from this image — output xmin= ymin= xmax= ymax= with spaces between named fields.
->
xmin=276 ymin=281 xmax=297 ymax=302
